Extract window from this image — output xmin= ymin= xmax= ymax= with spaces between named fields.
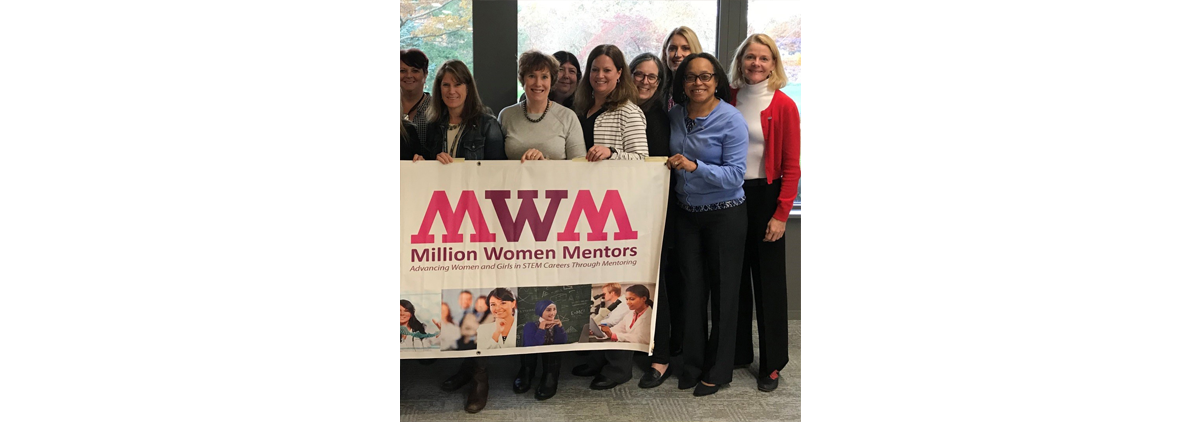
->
xmin=401 ymin=0 xmax=474 ymax=93
xmin=516 ymin=0 xmax=718 ymax=101
xmin=748 ymin=0 xmax=801 ymax=215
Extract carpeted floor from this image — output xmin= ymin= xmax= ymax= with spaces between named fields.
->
xmin=401 ymin=320 xmax=800 ymax=421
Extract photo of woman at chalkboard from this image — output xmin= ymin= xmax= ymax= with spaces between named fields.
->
xmin=521 ymin=300 xmax=567 ymax=346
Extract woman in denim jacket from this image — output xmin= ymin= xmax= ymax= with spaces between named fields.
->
xmin=413 ymin=60 xmax=505 ymax=163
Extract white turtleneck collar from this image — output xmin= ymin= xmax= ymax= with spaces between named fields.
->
xmin=743 ymin=77 xmax=772 ymax=94
xmin=737 ymin=78 xmax=775 ymax=180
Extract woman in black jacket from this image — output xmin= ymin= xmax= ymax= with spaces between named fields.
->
xmin=628 ymin=53 xmax=681 ymax=389
xmin=413 ymin=60 xmax=505 ymax=163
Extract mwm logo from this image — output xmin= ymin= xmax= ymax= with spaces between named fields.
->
xmin=409 ymin=190 xmax=638 ymax=244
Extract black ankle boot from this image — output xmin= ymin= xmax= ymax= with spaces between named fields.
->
xmin=534 ymin=353 xmax=561 ymax=400
xmin=513 ymin=354 xmax=537 ymax=393
xmin=465 ymin=360 xmax=488 ymax=413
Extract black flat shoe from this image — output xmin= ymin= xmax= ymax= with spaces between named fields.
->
xmin=638 ymin=365 xmax=673 ymax=389
xmin=693 ymin=382 xmax=721 ymax=397
xmin=758 ymin=370 xmax=780 ymax=392
xmin=589 ymin=374 xmax=624 ymax=390
xmin=571 ymin=363 xmax=602 ymax=377
xmin=677 ymin=375 xmax=698 ymax=390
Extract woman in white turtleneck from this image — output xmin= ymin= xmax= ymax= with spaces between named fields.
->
xmin=726 ymin=33 xmax=800 ymax=394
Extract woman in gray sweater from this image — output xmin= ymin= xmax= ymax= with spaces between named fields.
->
xmin=498 ymin=51 xmax=586 ymax=162
xmin=496 ymin=50 xmax=583 ymax=403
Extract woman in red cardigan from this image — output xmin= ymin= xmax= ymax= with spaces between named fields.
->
xmin=727 ymin=33 xmax=800 ymax=393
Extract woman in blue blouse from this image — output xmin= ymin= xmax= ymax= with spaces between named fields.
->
xmin=665 ymin=53 xmax=749 ymax=397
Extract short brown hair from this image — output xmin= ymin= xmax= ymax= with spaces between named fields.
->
xmin=517 ymin=50 xmax=560 ymax=87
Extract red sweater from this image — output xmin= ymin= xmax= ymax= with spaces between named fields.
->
xmin=730 ymin=88 xmax=801 ymax=221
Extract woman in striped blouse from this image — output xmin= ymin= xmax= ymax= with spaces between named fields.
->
xmin=572 ymin=44 xmax=648 ymax=162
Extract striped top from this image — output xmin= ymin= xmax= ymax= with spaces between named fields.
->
xmin=589 ymin=101 xmax=649 ymax=160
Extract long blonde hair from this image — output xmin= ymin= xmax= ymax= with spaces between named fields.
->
xmin=660 ymin=26 xmax=703 ymax=68
xmin=573 ymin=44 xmax=638 ymax=116
xmin=728 ymin=33 xmax=789 ymax=91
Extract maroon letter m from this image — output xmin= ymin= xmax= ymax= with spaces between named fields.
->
xmin=556 ymin=190 xmax=638 ymax=241
xmin=410 ymin=191 xmax=496 ymax=244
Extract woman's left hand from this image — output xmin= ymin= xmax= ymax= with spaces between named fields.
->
xmin=764 ymin=217 xmax=786 ymax=242
xmin=435 ymin=152 xmax=454 ymax=164
xmin=586 ymin=145 xmax=612 ymax=162
xmin=666 ymin=154 xmax=697 ymax=172
xmin=599 ymin=325 xmax=612 ymax=338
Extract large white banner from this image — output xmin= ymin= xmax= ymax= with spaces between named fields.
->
xmin=400 ymin=160 xmax=668 ymax=359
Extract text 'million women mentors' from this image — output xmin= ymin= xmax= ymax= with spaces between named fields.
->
xmin=666 ymin=53 xmax=749 ymax=397
xmin=728 ymin=33 xmax=799 ymax=393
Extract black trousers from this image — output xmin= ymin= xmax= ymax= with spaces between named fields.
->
xmin=676 ymin=202 xmax=747 ymax=385
xmin=650 ymin=195 xmax=682 ymax=365
xmin=733 ymin=180 xmax=791 ymax=374
xmin=585 ymin=349 xmax=634 ymax=383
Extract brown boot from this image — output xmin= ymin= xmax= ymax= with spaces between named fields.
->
xmin=441 ymin=359 xmax=473 ymax=392
xmin=465 ymin=359 xmax=489 ymax=413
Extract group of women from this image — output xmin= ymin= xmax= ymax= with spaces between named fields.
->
xmin=401 ymin=26 xmax=799 ymax=414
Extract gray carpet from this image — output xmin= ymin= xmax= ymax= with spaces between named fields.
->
xmin=401 ymin=320 xmax=800 ymax=422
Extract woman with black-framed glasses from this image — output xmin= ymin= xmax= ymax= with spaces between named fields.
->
xmin=628 ymin=52 xmax=680 ymax=390
xmin=665 ymin=53 xmax=749 ymax=397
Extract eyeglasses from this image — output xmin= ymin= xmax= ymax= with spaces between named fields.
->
xmin=683 ymin=73 xmax=715 ymax=83
xmin=559 ymin=66 xmax=578 ymax=77
xmin=632 ymin=71 xmax=659 ymax=82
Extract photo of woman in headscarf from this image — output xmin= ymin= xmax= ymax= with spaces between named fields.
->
xmin=521 ymin=299 xmax=566 ymax=346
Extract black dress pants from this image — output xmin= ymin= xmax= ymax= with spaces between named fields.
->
xmin=586 ymin=349 xmax=634 ymax=383
xmin=650 ymin=195 xmax=682 ymax=365
xmin=676 ymin=202 xmax=747 ymax=385
xmin=733 ymin=180 xmax=791 ymax=374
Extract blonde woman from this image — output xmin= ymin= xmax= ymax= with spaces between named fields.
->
xmin=573 ymin=44 xmax=648 ymax=162
xmin=727 ymin=33 xmax=799 ymax=393
xmin=661 ymin=26 xmax=703 ymax=76
xmin=660 ymin=26 xmax=703 ymax=109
